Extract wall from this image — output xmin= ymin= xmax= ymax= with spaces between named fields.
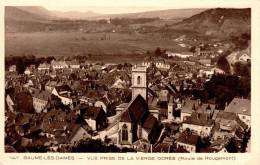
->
xmin=181 ymin=112 xmax=192 ymax=122
xmin=33 ymin=97 xmax=48 ymax=113
xmin=70 ymin=127 xmax=90 ymax=144
xmin=85 ymin=118 xmax=97 ymax=131
xmin=177 ymin=142 xmax=196 ymax=153
xmin=238 ymin=114 xmax=251 ymax=127
xmin=182 ymin=123 xmax=213 ymax=136
xmin=118 ymin=122 xmax=132 ymax=145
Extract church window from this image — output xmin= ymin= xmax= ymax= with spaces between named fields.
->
xmin=122 ymin=124 xmax=128 ymax=141
xmin=137 ymin=76 xmax=141 ymax=85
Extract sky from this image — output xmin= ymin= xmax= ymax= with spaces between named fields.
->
xmin=42 ymin=6 xmax=175 ymax=14
xmin=4 ymin=0 xmax=253 ymax=14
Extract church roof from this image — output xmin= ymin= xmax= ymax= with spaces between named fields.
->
xmin=142 ymin=113 xmax=157 ymax=131
xmin=120 ymin=111 xmax=132 ymax=122
xmin=126 ymin=95 xmax=149 ymax=123
xmin=119 ymin=94 xmax=152 ymax=123
xmin=119 ymin=94 xmax=159 ymax=134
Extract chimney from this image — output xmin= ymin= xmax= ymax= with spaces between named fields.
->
xmin=192 ymin=103 xmax=196 ymax=110
xmin=182 ymin=100 xmax=186 ymax=106
xmin=225 ymin=102 xmax=228 ymax=107
xmin=197 ymin=113 xmax=200 ymax=119
xmin=197 ymin=99 xmax=202 ymax=105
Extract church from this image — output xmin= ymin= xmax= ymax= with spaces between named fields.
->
xmin=106 ymin=65 xmax=161 ymax=148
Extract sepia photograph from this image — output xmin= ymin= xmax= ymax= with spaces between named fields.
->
xmin=4 ymin=3 xmax=252 ymax=154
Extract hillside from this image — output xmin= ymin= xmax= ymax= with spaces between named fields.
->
xmin=96 ymin=8 xmax=206 ymax=20
xmin=5 ymin=6 xmax=204 ymax=32
xmin=14 ymin=6 xmax=58 ymax=19
xmin=5 ymin=6 xmax=50 ymax=22
xmin=172 ymin=8 xmax=251 ymax=37
xmin=5 ymin=6 xmax=54 ymax=32
xmin=53 ymin=10 xmax=100 ymax=20
xmin=5 ymin=6 xmax=206 ymax=21
xmin=5 ymin=7 xmax=251 ymax=59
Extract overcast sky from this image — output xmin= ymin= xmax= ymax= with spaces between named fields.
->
xmin=42 ymin=6 xmax=180 ymax=14
xmin=4 ymin=0 xmax=250 ymax=14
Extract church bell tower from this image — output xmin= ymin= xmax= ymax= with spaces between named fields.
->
xmin=131 ymin=65 xmax=147 ymax=101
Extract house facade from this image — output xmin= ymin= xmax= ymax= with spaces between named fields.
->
xmin=38 ymin=63 xmax=50 ymax=71
xmin=32 ymin=89 xmax=52 ymax=113
xmin=84 ymin=106 xmax=107 ymax=131
xmin=51 ymin=61 xmax=69 ymax=70
xmin=225 ymin=98 xmax=251 ymax=127
xmin=176 ymin=131 xmax=199 ymax=153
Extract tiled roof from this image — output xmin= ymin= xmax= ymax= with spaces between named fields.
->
xmin=181 ymin=99 xmax=198 ymax=114
xmin=153 ymin=143 xmax=173 ymax=152
xmin=45 ymin=81 xmax=58 ymax=87
xmin=15 ymin=113 xmax=33 ymax=125
xmin=225 ymin=98 xmax=251 ymax=116
xmin=177 ymin=131 xmax=199 ymax=146
xmin=120 ymin=111 xmax=132 ymax=122
xmin=116 ymin=103 xmax=128 ymax=109
xmin=126 ymin=95 xmax=148 ymax=123
xmin=183 ymin=112 xmax=214 ymax=127
xmin=32 ymin=89 xmax=52 ymax=101
xmin=216 ymin=111 xmax=237 ymax=120
xmin=66 ymin=60 xmax=80 ymax=66
xmin=68 ymin=124 xmax=84 ymax=141
xmin=55 ymin=85 xmax=72 ymax=93
xmin=237 ymin=47 xmax=251 ymax=59
xmin=15 ymin=92 xmax=34 ymax=114
xmin=51 ymin=61 xmax=68 ymax=66
xmin=85 ymin=106 xmax=103 ymax=120
xmin=142 ymin=113 xmax=157 ymax=131
xmin=38 ymin=63 xmax=50 ymax=69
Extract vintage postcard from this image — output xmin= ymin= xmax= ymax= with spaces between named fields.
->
xmin=0 ymin=0 xmax=260 ymax=164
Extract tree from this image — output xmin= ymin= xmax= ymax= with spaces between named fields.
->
xmin=16 ymin=58 xmax=27 ymax=74
xmin=155 ymin=47 xmax=162 ymax=56
xmin=217 ymin=55 xmax=230 ymax=74
xmin=189 ymin=46 xmax=196 ymax=53
xmin=226 ymin=138 xmax=239 ymax=153
xmin=233 ymin=62 xmax=250 ymax=77
xmin=71 ymin=138 xmax=125 ymax=152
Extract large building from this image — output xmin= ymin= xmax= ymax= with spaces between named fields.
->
xmin=131 ymin=65 xmax=147 ymax=101
xmin=32 ymin=89 xmax=52 ymax=113
xmin=106 ymin=65 xmax=161 ymax=148
xmin=225 ymin=98 xmax=251 ymax=127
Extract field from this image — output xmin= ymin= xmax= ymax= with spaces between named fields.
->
xmin=5 ymin=31 xmax=191 ymax=63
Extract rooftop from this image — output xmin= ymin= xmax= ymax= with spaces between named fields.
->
xmin=31 ymin=89 xmax=52 ymax=101
xmin=183 ymin=112 xmax=214 ymax=127
xmin=177 ymin=131 xmax=199 ymax=146
xmin=225 ymin=98 xmax=251 ymax=116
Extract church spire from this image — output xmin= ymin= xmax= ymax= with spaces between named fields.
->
xmin=131 ymin=65 xmax=147 ymax=101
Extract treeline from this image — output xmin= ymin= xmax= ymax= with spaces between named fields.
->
xmin=196 ymin=74 xmax=250 ymax=109
xmin=230 ymin=33 xmax=251 ymax=51
xmin=216 ymin=51 xmax=231 ymax=74
xmin=71 ymin=138 xmax=136 ymax=152
xmin=216 ymin=54 xmax=251 ymax=77
xmin=5 ymin=55 xmax=55 ymax=74
xmin=110 ymin=17 xmax=160 ymax=26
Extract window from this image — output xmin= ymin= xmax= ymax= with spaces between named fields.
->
xmin=137 ymin=76 xmax=141 ymax=85
xmin=122 ymin=124 xmax=128 ymax=141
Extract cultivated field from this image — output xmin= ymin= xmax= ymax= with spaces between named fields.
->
xmin=5 ymin=31 xmax=190 ymax=63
